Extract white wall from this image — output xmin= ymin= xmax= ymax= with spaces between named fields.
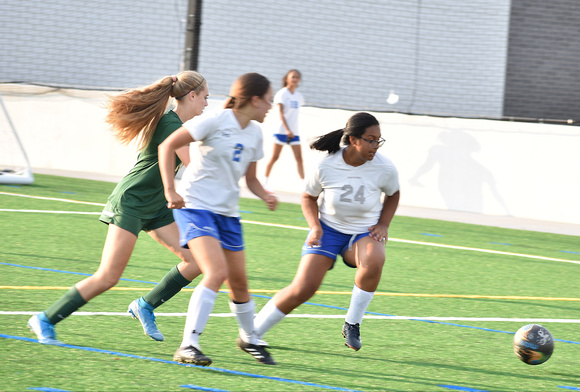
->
xmin=3 ymin=88 xmax=579 ymax=226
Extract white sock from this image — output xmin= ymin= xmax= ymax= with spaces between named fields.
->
xmin=229 ymin=299 xmax=256 ymax=344
xmin=345 ymin=284 xmax=374 ymax=325
xmin=181 ymin=285 xmax=218 ymax=350
xmin=254 ymin=299 xmax=287 ymax=339
xmin=264 ymin=177 xmax=269 ymax=187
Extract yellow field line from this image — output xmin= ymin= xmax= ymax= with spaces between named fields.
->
xmin=2 ymin=285 xmax=579 ymax=301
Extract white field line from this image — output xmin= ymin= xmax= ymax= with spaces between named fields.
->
xmin=1 ymin=191 xmax=579 ymax=265
xmin=0 ymin=192 xmax=106 ymax=206
xmin=0 ymin=209 xmax=100 ymax=214
xmin=240 ymin=220 xmax=580 ymax=265
xmin=2 ymin=311 xmax=580 ymax=323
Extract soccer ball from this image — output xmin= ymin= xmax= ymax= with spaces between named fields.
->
xmin=513 ymin=324 xmax=554 ymax=365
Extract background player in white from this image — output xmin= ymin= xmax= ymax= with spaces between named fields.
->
xmin=159 ymin=73 xmax=278 ymax=366
xmin=263 ymin=69 xmax=305 ymax=191
xmin=254 ymin=112 xmax=400 ymax=352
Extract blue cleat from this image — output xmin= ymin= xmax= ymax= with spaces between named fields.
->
xmin=28 ymin=313 xmax=62 ymax=345
xmin=128 ymin=298 xmax=164 ymax=341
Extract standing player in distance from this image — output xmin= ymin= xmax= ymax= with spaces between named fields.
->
xmin=159 ymin=73 xmax=278 ymax=366
xmin=27 ymin=71 xmax=208 ymax=345
xmin=254 ymin=112 xmax=400 ymax=351
xmin=263 ymin=69 xmax=305 ymax=191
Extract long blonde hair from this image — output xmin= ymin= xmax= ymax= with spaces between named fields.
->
xmin=106 ymin=70 xmax=205 ymax=149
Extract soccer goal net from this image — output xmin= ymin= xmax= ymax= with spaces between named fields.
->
xmin=0 ymin=90 xmax=33 ymax=185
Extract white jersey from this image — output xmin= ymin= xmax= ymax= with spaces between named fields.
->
xmin=178 ymin=109 xmax=264 ymax=217
xmin=273 ymin=87 xmax=304 ymax=135
xmin=304 ymin=147 xmax=399 ymax=234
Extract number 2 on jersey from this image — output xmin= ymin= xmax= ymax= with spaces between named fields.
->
xmin=232 ymin=143 xmax=244 ymax=162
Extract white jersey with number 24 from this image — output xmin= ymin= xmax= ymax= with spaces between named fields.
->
xmin=304 ymin=147 xmax=399 ymax=235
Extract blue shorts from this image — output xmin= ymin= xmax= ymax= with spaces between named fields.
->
xmin=273 ymin=134 xmax=300 ymax=146
xmin=301 ymin=220 xmax=370 ymax=269
xmin=173 ymin=208 xmax=244 ymax=251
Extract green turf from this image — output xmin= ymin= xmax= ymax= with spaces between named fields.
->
xmin=1 ymin=174 xmax=580 ymax=391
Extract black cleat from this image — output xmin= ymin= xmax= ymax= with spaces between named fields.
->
xmin=236 ymin=337 xmax=277 ymax=365
xmin=342 ymin=322 xmax=361 ymax=351
xmin=173 ymin=346 xmax=212 ymax=366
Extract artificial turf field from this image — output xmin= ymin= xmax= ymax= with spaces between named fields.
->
xmin=1 ymin=174 xmax=579 ymax=392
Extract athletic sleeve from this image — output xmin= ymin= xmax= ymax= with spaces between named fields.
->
xmin=182 ymin=112 xmax=216 ymax=142
xmin=273 ymin=88 xmax=286 ymax=105
xmin=253 ymin=125 xmax=264 ymax=162
xmin=379 ymin=157 xmax=400 ymax=196
xmin=304 ymin=157 xmax=323 ymax=197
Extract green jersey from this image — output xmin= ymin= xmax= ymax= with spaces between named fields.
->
xmin=106 ymin=110 xmax=183 ymax=219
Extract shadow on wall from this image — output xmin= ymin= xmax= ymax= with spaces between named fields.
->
xmin=409 ymin=129 xmax=510 ymax=215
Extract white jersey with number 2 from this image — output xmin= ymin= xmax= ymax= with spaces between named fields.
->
xmin=304 ymin=147 xmax=399 ymax=234
xmin=178 ymin=109 xmax=264 ymax=217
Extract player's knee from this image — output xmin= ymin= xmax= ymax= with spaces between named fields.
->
xmin=290 ymin=284 xmax=317 ymax=303
xmin=359 ymin=258 xmax=384 ymax=276
xmin=93 ymin=274 xmax=120 ymax=291
xmin=207 ymin=270 xmax=228 ymax=286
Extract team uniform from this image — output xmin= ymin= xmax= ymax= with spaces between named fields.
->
xmin=100 ymin=110 xmax=183 ymax=236
xmin=303 ymin=147 xmax=400 ymax=267
xmin=272 ymin=87 xmax=304 ymax=146
xmin=173 ymin=108 xmax=264 ymax=250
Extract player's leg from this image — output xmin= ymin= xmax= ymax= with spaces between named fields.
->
xmin=128 ymin=221 xmax=201 ymax=341
xmin=174 ymin=235 xmax=225 ymax=366
xmin=290 ymin=143 xmax=304 ymax=179
xmin=254 ymin=254 xmax=333 ymax=342
xmin=341 ymin=236 xmax=386 ymax=350
xmin=263 ymin=141 xmax=284 ymax=190
xmin=222 ymin=249 xmax=275 ymax=365
xmin=29 ymin=224 xmax=137 ymax=344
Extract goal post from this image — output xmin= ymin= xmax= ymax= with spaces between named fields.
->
xmin=0 ymin=91 xmax=34 ymax=185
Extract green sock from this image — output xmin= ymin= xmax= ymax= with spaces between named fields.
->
xmin=44 ymin=286 xmax=87 ymax=325
xmin=143 ymin=265 xmax=192 ymax=308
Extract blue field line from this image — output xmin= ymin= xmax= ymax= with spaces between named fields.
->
xmin=560 ymin=250 xmax=580 ymax=255
xmin=0 ymin=333 xmax=362 ymax=392
xmin=489 ymin=242 xmax=512 ymax=246
xmin=421 ymin=233 xmax=443 ymax=237
xmin=558 ymin=386 xmax=580 ymax=391
xmin=181 ymin=385 xmax=229 ymax=392
xmin=439 ymin=385 xmax=489 ymax=392
xmin=0 ymin=262 xmax=162 ymax=285
xmin=27 ymin=388 xmax=70 ymax=392
xmin=3 ymin=262 xmax=580 ymax=346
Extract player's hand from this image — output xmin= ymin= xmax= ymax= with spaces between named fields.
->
xmin=369 ymin=223 xmax=389 ymax=243
xmin=165 ymin=190 xmax=185 ymax=209
xmin=263 ymin=193 xmax=278 ymax=211
xmin=306 ymin=226 xmax=323 ymax=247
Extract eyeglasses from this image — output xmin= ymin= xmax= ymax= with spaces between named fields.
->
xmin=358 ymin=136 xmax=385 ymax=148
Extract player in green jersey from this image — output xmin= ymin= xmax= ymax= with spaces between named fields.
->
xmin=28 ymin=71 xmax=209 ymax=344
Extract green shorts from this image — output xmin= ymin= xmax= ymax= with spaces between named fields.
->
xmin=99 ymin=201 xmax=175 ymax=237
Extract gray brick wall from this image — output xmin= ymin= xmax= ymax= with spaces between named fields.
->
xmin=503 ymin=0 xmax=580 ymax=122
xmin=198 ymin=0 xmax=510 ymax=118
xmin=0 ymin=1 xmax=188 ymax=89
xmin=3 ymin=0 xmax=577 ymax=122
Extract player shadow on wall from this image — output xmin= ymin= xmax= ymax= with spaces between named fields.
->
xmin=409 ymin=129 xmax=510 ymax=215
